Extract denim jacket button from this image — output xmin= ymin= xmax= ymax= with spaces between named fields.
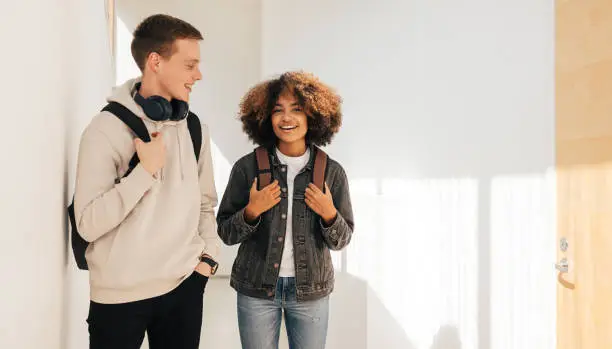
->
xmin=281 ymin=187 xmax=287 ymax=192
xmin=281 ymin=167 xmax=286 ymax=172
xmin=278 ymin=236 xmax=284 ymax=242
xmin=281 ymin=213 xmax=287 ymax=219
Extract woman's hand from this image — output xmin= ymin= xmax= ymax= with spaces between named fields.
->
xmin=244 ymin=178 xmax=281 ymax=222
xmin=305 ymin=182 xmax=337 ymax=225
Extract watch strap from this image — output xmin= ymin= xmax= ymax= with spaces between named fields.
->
xmin=200 ymin=256 xmax=217 ymax=265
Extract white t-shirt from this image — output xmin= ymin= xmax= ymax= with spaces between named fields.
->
xmin=276 ymin=147 xmax=311 ymax=277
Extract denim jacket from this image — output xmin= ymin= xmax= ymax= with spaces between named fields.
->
xmin=216 ymin=145 xmax=354 ymax=302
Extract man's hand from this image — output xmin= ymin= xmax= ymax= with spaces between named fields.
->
xmin=134 ymin=132 xmax=166 ymax=176
xmin=305 ymin=182 xmax=337 ymax=225
xmin=194 ymin=261 xmax=212 ymax=277
xmin=244 ymin=178 xmax=281 ymax=221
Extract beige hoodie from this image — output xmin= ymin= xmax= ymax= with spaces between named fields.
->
xmin=74 ymin=78 xmax=219 ymax=304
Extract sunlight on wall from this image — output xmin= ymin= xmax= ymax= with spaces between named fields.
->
xmin=349 ymin=177 xmax=479 ymax=349
xmin=348 ymin=172 xmax=556 ymax=349
xmin=344 ymin=179 xmax=379 ymax=278
xmin=490 ymin=170 xmax=556 ymax=349
xmin=115 ymin=16 xmax=140 ymax=86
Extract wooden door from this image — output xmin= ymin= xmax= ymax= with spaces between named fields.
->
xmin=556 ymin=0 xmax=612 ymax=348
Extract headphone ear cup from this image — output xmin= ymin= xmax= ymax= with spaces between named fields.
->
xmin=170 ymin=100 xmax=189 ymax=121
xmin=134 ymin=88 xmax=183 ymax=121
xmin=148 ymin=96 xmax=173 ymax=121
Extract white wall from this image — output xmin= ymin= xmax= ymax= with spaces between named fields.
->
xmin=0 ymin=2 xmax=67 ymax=347
xmin=261 ymin=1 xmax=556 ymax=349
xmin=63 ymin=2 xmax=116 ymax=348
xmin=0 ymin=1 xmax=114 ymax=349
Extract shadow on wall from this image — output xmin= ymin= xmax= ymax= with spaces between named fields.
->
xmin=336 ymin=272 xmax=462 ymax=349
xmin=430 ymin=325 xmax=462 ymax=349
xmin=361 ymin=275 xmax=416 ymax=349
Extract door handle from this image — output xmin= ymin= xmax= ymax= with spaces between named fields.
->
xmin=556 ymin=238 xmax=574 ymax=289
xmin=556 ymin=257 xmax=575 ymax=290
xmin=555 ymin=257 xmax=569 ymax=273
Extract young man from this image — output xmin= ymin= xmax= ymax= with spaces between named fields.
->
xmin=74 ymin=14 xmax=219 ymax=349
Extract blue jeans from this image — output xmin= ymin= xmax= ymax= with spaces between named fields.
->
xmin=237 ymin=277 xmax=330 ymax=349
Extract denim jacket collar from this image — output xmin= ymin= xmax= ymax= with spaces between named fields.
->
xmin=268 ymin=143 xmax=317 ymax=171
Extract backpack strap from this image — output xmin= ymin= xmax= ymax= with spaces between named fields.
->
xmin=255 ymin=146 xmax=272 ymax=190
xmin=103 ymin=102 xmax=151 ymax=141
xmin=313 ymin=147 xmax=328 ymax=193
xmin=102 ymin=102 xmax=151 ymax=179
xmin=255 ymin=146 xmax=327 ymax=192
xmin=69 ymin=105 xmax=201 ymax=272
xmin=102 ymin=103 xmax=202 ymax=176
xmin=186 ymin=112 xmax=202 ymax=162
xmin=67 ymin=196 xmax=89 ymax=270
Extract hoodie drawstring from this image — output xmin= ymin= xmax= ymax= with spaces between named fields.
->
xmin=155 ymin=123 xmax=165 ymax=181
xmin=177 ymin=125 xmax=184 ymax=181
xmin=151 ymin=123 xmax=186 ymax=182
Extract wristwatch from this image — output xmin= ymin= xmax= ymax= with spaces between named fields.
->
xmin=199 ymin=255 xmax=219 ymax=275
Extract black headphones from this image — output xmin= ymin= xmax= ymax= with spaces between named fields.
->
xmin=133 ymin=83 xmax=189 ymax=122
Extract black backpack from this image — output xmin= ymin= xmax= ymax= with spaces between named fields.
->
xmin=67 ymin=102 xmax=202 ymax=270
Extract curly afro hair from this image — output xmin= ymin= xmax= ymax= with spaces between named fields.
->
xmin=239 ymin=71 xmax=343 ymax=147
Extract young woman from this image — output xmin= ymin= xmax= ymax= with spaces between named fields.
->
xmin=217 ymin=71 xmax=354 ymax=349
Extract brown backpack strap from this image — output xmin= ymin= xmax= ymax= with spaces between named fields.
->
xmin=313 ymin=148 xmax=328 ymax=193
xmin=255 ymin=146 xmax=272 ymax=190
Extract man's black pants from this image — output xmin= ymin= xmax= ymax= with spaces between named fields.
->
xmin=87 ymin=272 xmax=208 ymax=349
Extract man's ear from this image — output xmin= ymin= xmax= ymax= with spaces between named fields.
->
xmin=147 ymin=52 xmax=161 ymax=73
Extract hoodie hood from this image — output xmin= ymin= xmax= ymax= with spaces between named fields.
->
xmin=107 ymin=77 xmax=186 ymax=126
xmin=107 ymin=77 xmax=147 ymax=120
